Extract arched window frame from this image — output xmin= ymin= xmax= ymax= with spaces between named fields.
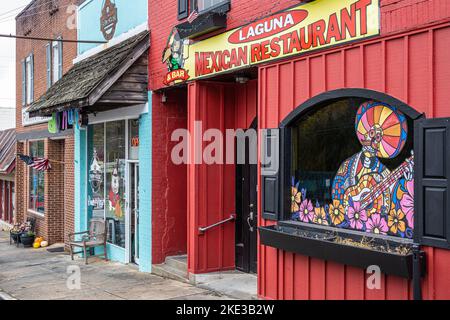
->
xmin=267 ymin=89 xmax=424 ymax=241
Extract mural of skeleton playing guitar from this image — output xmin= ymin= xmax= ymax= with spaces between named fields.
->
xmin=291 ymin=101 xmax=414 ymax=238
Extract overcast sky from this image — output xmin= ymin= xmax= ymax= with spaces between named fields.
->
xmin=0 ymin=1 xmax=32 ymax=129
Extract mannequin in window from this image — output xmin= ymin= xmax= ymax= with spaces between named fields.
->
xmin=109 ymin=159 xmax=123 ymax=219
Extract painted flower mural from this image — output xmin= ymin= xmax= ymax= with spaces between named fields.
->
xmin=328 ymin=200 xmax=345 ymax=226
xmin=366 ymin=213 xmax=388 ymax=235
xmin=291 ymin=183 xmax=302 ymax=213
xmin=299 ymin=199 xmax=314 ymax=223
xmin=347 ymin=201 xmax=368 ymax=230
xmin=400 ymin=180 xmax=414 ymax=229
xmin=388 ymin=207 xmax=407 ymax=235
xmin=313 ymin=205 xmax=329 ymax=226
xmin=290 ymin=101 xmax=415 ymax=239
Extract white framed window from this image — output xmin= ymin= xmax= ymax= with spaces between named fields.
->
xmin=52 ymin=40 xmax=61 ymax=84
xmin=28 ymin=140 xmax=45 ymax=214
xmin=22 ymin=54 xmax=34 ymax=106
xmin=46 ymin=39 xmax=62 ymax=88
xmin=196 ymin=0 xmax=229 ymax=12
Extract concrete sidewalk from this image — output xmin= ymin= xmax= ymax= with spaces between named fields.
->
xmin=0 ymin=231 xmax=231 ymax=300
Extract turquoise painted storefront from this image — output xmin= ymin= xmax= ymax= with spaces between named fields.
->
xmin=74 ymin=0 xmax=151 ymax=272
xmin=78 ymin=0 xmax=148 ymax=55
xmin=137 ymin=98 xmax=152 ymax=273
xmin=74 ymin=107 xmax=152 ymax=272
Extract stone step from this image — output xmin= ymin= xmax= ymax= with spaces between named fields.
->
xmin=152 ymin=263 xmax=188 ymax=283
xmin=165 ymin=254 xmax=187 ymax=271
xmin=189 ymin=271 xmax=258 ymax=300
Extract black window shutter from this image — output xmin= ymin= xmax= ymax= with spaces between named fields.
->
xmin=261 ymin=128 xmax=280 ymax=221
xmin=414 ymin=117 xmax=450 ymax=249
xmin=178 ymin=0 xmax=189 ymax=20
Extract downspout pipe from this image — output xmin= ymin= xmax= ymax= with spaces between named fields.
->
xmin=412 ymin=243 xmax=423 ymax=300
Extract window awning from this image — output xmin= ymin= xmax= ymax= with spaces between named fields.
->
xmin=27 ymin=31 xmax=150 ymax=117
xmin=0 ymin=129 xmax=16 ymax=175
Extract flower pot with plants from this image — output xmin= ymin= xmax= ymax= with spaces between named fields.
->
xmin=10 ymin=231 xmax=21 ymax=244
xmin=20 ymin=231 xmax=36 ymax=248
xmin=10 ymin=222 xmax=32 ymax=245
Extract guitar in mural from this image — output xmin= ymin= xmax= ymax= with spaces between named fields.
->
xmin=343 ymin=154 xmax=414 ymax=213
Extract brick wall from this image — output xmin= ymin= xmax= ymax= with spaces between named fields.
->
xmin=148 ymin=0 xmax=450 ymax=91
xmin=64 ymin=136 xmax=75 ymax=247
xmin=45 ymin=139 xmax=64 ymax=243
xmin=15 ymin=0 xmax=77 ymax=245
xmin=15 ymin=142 xmax=25 ymax=225
xmin=16 ymin=138 xmax=74 ymax=244
xmin=16 ymin=0 xmax=78 ymax=133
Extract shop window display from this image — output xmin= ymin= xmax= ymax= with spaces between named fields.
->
xmin=290 ymin=99 xmax=414 ymax=238
xmin=129 ymin=119 xmax=139 ymax=160
xmin=88 ymin=120 xmax=128 ymax=248
xmin=88 ymin=124 xmax=105 ymax=220
xmin=28 ymin=140 xmax=45 ymax=214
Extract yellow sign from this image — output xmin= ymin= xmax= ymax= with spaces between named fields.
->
xmin=163 ymin=0 xmax=379 ymax=85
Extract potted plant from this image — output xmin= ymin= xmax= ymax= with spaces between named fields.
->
xmin=10 ymin=224 xmax=22 ymax=244
xmin=20 ymin=231 xmax=36 ymax=248
xmin=10 ymin=222 xmax=31 ymax=245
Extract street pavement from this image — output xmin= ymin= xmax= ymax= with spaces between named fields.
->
xmin=0 ymin=231 xmax=232 ymax=300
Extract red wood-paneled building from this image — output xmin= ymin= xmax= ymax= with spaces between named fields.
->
xmin=149 ymin=0 xmax=450 ymax=299
xmin=0 ymin=129 xmax=16 ymax=226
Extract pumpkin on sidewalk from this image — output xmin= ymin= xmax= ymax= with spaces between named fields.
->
xmin=33 ymin=237 xmax=44 ymax=249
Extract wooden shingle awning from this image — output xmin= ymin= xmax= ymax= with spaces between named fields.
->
xmin=28 ymin=31 xmax=149 ymax=117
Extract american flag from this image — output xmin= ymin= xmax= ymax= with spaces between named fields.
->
xmin=18 ymin=154 xmax=52 ymax=172
xmin=187 ymin=10 xmax=199 ymax=23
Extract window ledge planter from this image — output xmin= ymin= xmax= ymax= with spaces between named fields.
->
xmin=259 ymin=224 xmax=426 ymax=279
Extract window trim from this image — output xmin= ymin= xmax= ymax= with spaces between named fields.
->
xmin=178 ymin=0 xmax=230 ymax=20
xmin=87 ymin=118 xmax=139 ymax=248
xmin=27 ymin=140 xmax=45 ymax=215
xmin=274 ymin=88 xmax=425 ymax=242
xmin=178 ymin=0 xmax=190 ymax=20
xmin=47 ymin=38 xmax=63 ymax=86
xmin=21 ymin=59 xmax=26 ymax=107
xmin=46 ymin=43 xmax=52 ymax=89
xmin=52 ymin=41 xmax=59 ymax=84
xmin=195 ymin=0 xmax=230 ymax=14
xmin=25 ymin=54 xmax=34 ymax=106
xmin=27 ymin=209 xmax=45 ymax=219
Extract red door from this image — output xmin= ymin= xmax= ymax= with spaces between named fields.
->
xmin=6 ymin=181 xmax=12 ymax=223
xmin=0 ymin=180 xmax=3 ymax=221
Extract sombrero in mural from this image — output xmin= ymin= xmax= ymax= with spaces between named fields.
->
xmin=355 ymin=101 xmax=408 ymax=159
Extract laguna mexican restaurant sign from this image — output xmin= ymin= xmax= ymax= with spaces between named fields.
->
xmin=163 ymin=0 xmax=379 ymax=85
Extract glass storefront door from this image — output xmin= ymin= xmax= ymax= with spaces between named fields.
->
xmin=87 ymin=119 xmax=139 ymax=262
